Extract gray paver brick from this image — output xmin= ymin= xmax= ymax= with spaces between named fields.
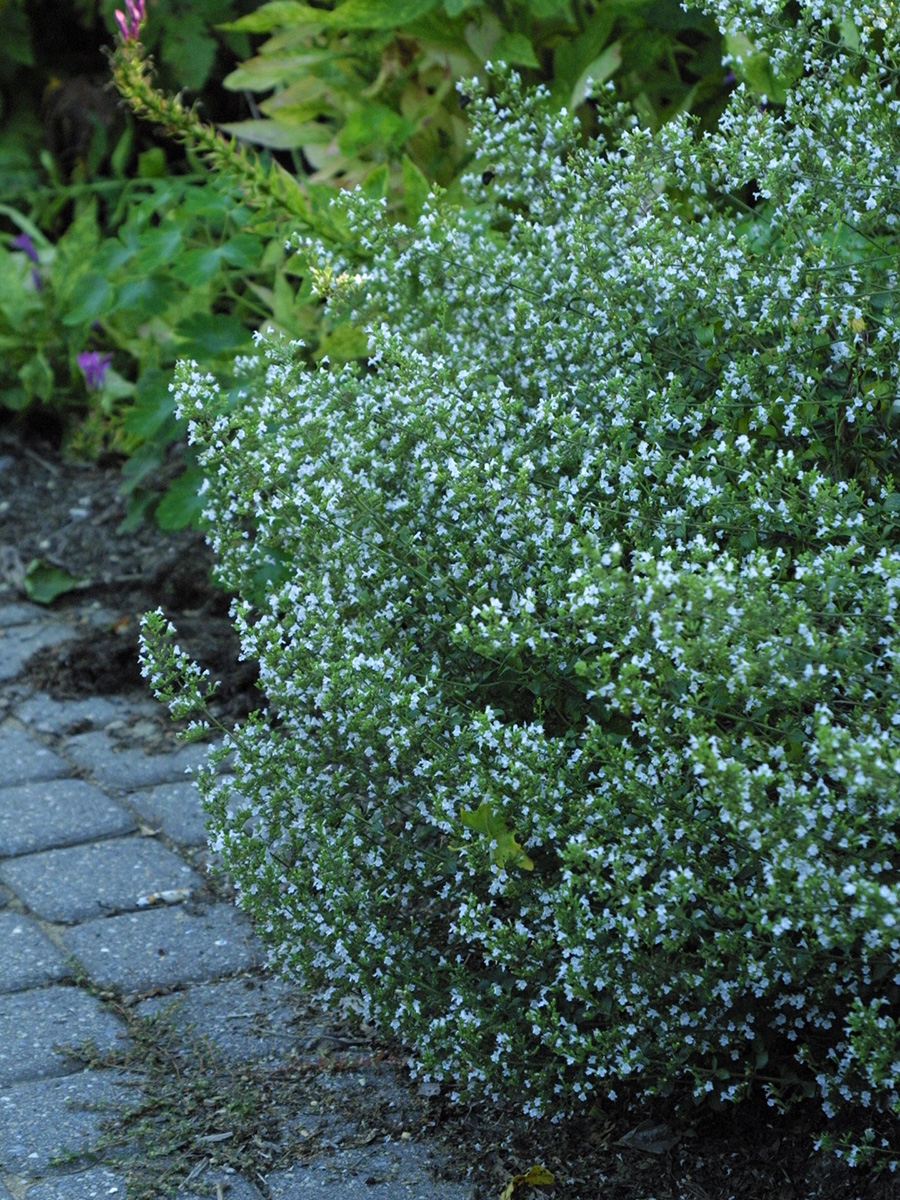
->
xmin=15 ymin=694 xmax=128 ymax=736
xmin=124 ymin=780 xmax=208 ymax=846
xmin=0 ymin=602 xmax=47 ymax=628
xmin=266 ymin=1145 xmax=474 ymax=1199
xmin=0 ymin=621 xmax=76 ymax=683
xmin=0 ymin=1180 xmax=14 ymax=1200
xmin=134 ymin=976 xmax=301 ymax=1062
xmin=177 ymin=1176 xmax=264 ymax=1200
xmin=65 ymin=732 xmax=210 ymax=790
xmin=0 ymin=912 xmax=72 ymax=993
xmin=0 ymin=778 xmax=136 ymax=858
xmin=0 ymin=838 xmax=200 ymax=924
xmin=0 ymin=987 xmax=125 ymax=1086
xmin=0 ymin=726 xmax=68 ymax=786
xmin=0 ymin=1070 xmax=133 ymax=1176
xmin=23 ymin=1165 xmax=128 ymax=1199
xmin=62 ymin=904 xmax=263 ymax=993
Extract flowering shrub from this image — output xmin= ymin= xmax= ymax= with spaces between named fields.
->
xmin=143 ymin=0 xmax=900 ymax=1166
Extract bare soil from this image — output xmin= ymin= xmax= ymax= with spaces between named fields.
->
xmin=0 ymin=427 xmax=895 ymax=1200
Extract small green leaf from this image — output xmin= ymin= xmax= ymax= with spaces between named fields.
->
xmin=459 ymin=803 xmax=534 ymax=871
xmin=492 ymin=32 xmax=540 ymax=68
xmin=155 ymin=466 xmax=207 ymax=531
xmin=18 ymin=352 xmax=54 ymax=403
xmin=401 ymin=154 xmax=431 ymax=223
xmin=23 ymin=559 xmax=90 ymax=604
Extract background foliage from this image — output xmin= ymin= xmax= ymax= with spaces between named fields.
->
xmin=0 ymin=0 xmax=736 ymax=532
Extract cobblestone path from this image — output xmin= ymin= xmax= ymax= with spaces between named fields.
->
xmin=0 ymin=600 xmax=471 ymax=1200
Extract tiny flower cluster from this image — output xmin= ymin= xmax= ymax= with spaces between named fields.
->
xmin=144 ymin=0 xmax=900 ymax=1168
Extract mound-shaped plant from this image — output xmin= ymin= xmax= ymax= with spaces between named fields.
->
xmin=143 ymin=0 xmax=900 ymax=1167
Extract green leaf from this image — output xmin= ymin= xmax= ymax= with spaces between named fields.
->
xmin=361 ymin=163 xmax=389 ymax=200
xmin=220 ymin=118 xmax=333 ymax=150
xmin=171 ymin=246 xmax=229 ymax=286
xmin=175 ymin=313 xmax=253 ymax=358
xmin=336 ymin=0 xmax=440 ymax=27
xmin=137 ymin=147 xmax=167 ymax=178
xmin=61 ymin=274 xmax=113 ymax=326
xmin=569 ymin=40 xmax=622 ymax=108
xmin=443 ymin=0 xmax=480 ymax=14
xmin=19 ymin=353 xmax=54 ymax=403
xmin=131 ymin=226 xmax=184 ymax=274
xmin=218 ymin=1 xmax=344 ymax=32
xmin=401 ymin=154 xmax=431 ymax=222
xmin=492 ymin=32 xmax=541 ymax=68
xmin=459 ymin=803 xmax=534 ymax=872
xmin=155 ymin=466 xmax=207 ymax=531
xmin=315 ymin=321 xmax=370 ymax=364
xmin=23 ymin=559 xmax=90 ymax=605
xmin=526 ymin=0 xmax=571 ymax=13
xmin=338 ymin=104 xmax=415 ymax=154
xmin=122 ymin=370 xmax=176 ymax=439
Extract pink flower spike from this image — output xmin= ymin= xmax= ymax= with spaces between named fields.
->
xmin=125 ymin=0 xmax=143 ymax=27
xmin=114 ymin=8 xmax=130 ymax=38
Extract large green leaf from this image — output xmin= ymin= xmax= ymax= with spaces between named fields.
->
xmin=336 ymin=0 xmax=440 ymax=28
xmin=218 ymin=2 xmax=345 ymax=32
xmin=61 ymin=274 xmax=113 ymax=326
xmin=220 ymin=118 xmax=334 ymax=149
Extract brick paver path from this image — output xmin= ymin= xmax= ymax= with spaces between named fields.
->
xmin=0 ymin=601 xmax=471 ymax=1200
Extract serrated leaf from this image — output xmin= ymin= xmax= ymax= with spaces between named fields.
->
xmin=23 ymin=559 xmax=91 ymax=605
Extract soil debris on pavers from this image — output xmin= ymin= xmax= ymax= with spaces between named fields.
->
xmin=133 ymin=976 xmax=305 ymax=1063
xmin=14 ymin=693 xmax=135 ymax=736
xmin=64 ymin=730 xmax=211 ymax=790
xmin=0 ymin=838 xmax=201 ymax=923
xmin=0 ymin=911 xmax=73 ymax=993
xmin=0 ymin=725 xmax=68 ymax=785
xmin=264 ymin=1143 xmax=475 ymax=1199
xmin=0 ymin=778 xmax=136 ymax=857
xmin=61 ymin=904 xmax=263 ymax=993
xmin=0 ymin=621 xmax=77 ymax=684
xmin=0 ymin=987 xmax=125 ymax=1086
xmin=0 ymin=1070 xmax=134 ymax=1176
xmin=20 ymin=1165 xmax=129 ymax=1199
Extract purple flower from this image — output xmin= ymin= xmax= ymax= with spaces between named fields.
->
xmin=77 ymin=351 xmax=112 ymax=390
xmin=115 ymin=0 xmax=145 ymax=41
xmin=10 ymin=233 xmax=39 ymax=263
